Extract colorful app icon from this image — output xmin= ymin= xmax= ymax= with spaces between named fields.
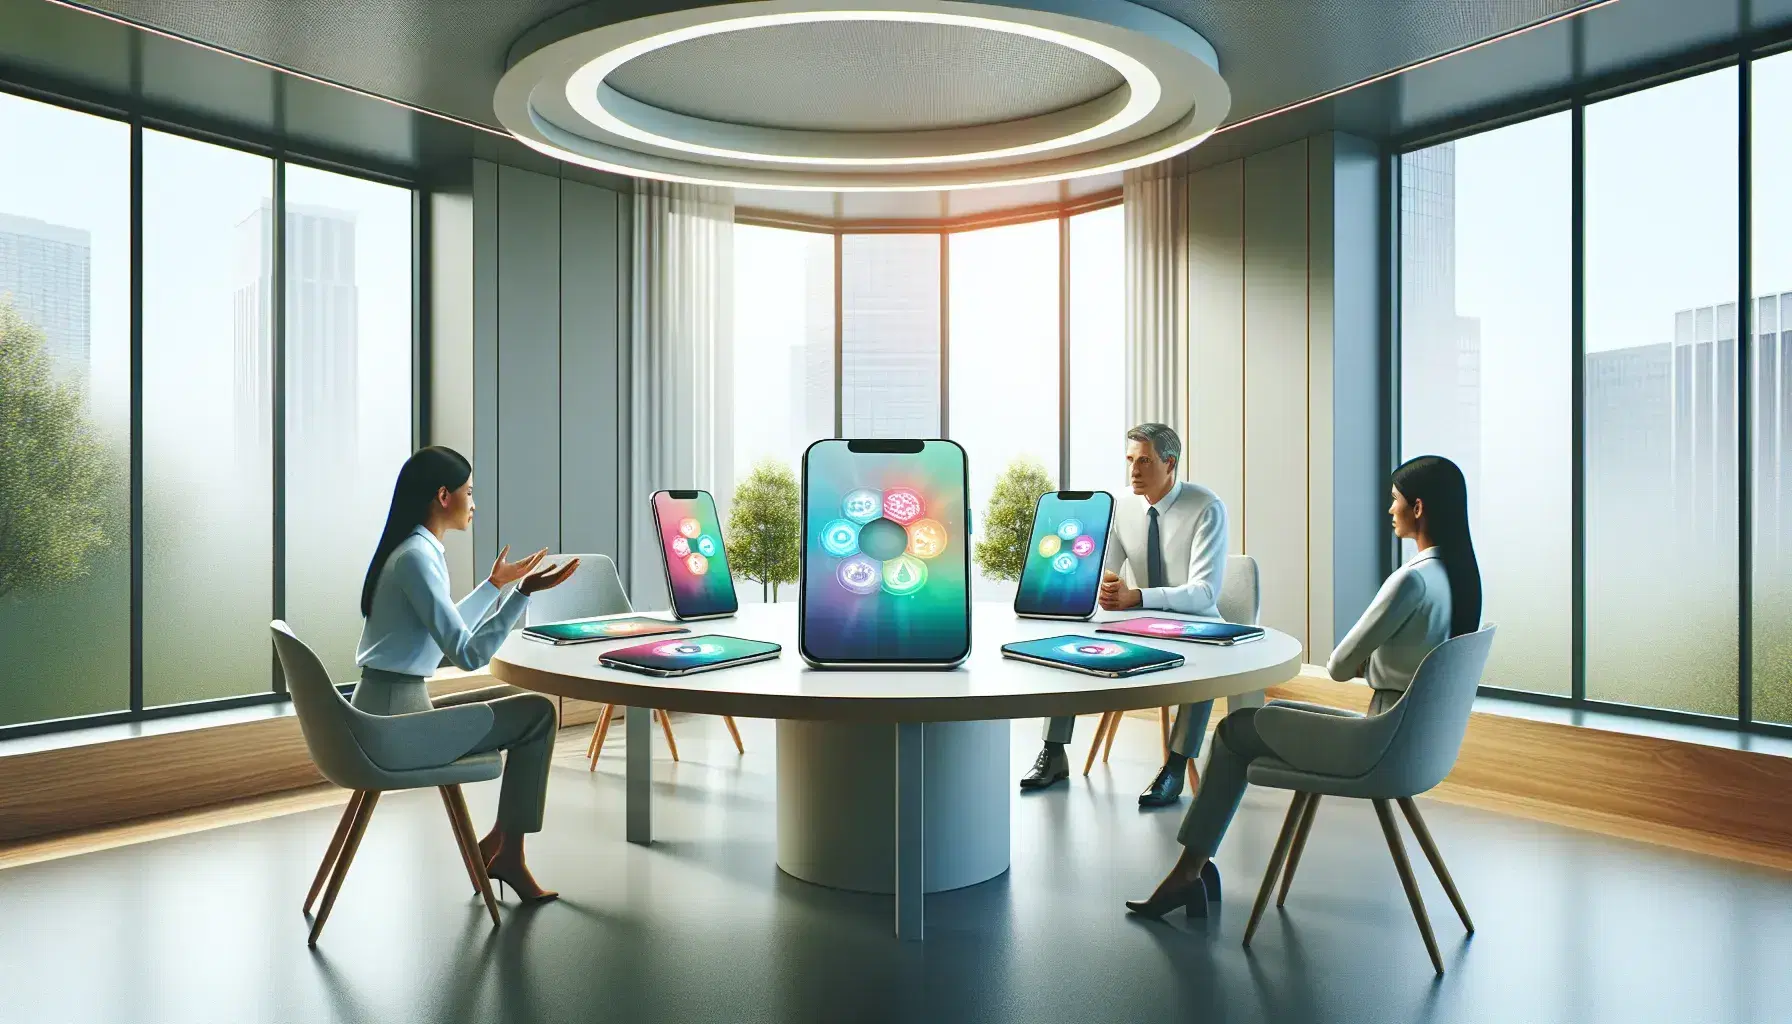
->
xmin=837 ymin=554 xmax=882 ymax=595
xmin=1057 ymin=519 xmax=1083 ymax=540
xmin=883 ymin=488 xmax=924 ymax=525
xmin=821 ymin=519 xmax=861 ymax=557
xmin=1059 ymin=640 xmax=1123 ymax=658
xmin=882 ymin=554 xmax=928 ymax=595
xmin=1037 ymin=534 xmax=1062 ymax=558
xmin=842 ymin=489 xmax=883 ymax=523
xmin=679 ymin=517 xmax=701 ymax=539
xmin=1148 ymin=621 xmax=1186 ymax=634
xmin=1070 ymin=534 xmax=1096 ymax=558
xmin=1052 ymin=552 xmax=1078 ymax=574
xmin=696 ymin=535 xmax=718 ymax=557
xmin=685 ymin=552 xmax=709 ymax=576
xmin=905 ymin=518 xmax=948 ymax=559
xmin=655 ymin=640 xmax=721 ymax=658
xmin=671 ymin=536 xmax=690 ymax=558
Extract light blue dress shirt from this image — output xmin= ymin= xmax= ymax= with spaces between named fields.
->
xmin=355 ymin=526 xmax=530 ymax=677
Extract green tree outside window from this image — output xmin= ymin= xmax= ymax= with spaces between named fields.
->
xmin=974 ymin=458 xmax=1054 ymax=583
xmin=729 ymin=460 xmax=801 ymax=602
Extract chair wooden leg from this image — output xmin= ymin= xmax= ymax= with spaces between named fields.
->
xmin=440 ymin=787 xmax=483 ymax=894
xmin=588 ymin=704 xmax=617 ymax=770
xmin=1158 ymin=706 xmax=1171 ymax=761
xmin=1102 ymin=710 xmax=1121 ymax=762
xmin=1374 ymin=798 xmax=1444 ymax=975
xmin=1276 ymin=794 xmax=1322 ymax=907
xmin=586 ymin=707 xmax=607 ymax=758
xmin=448 ymin=785 xmax=502 ymax=927
xmin=723 ymin=715 xmax=745 ymax=754
xmin=304 ymin=790 xmax=366 ymax=916
xmin=658 ymin=709 xmax=680 ymax=761
xmin=1398 ymin=797 xmax=1474 ymax=934
xmin=1186 ymin=759 xmax=1200 ymax=792
xmin=1083 ymin=712 xmax=1113 ymax=776
xmin=308 ymin=790 xmax=379 ymax=946
xmin=1244 ymin=793 xmax=1309 ymax=948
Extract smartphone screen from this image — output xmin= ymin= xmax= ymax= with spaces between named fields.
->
xmin=1001 ymin=635 xmax=1182 ymax=675
xmin=600 ymin=635 xmax=781 ymax=674
xmin=799 ymin=439 xmax=970 ymax=666
xmin=1014 ymin=491 xmax=1114 ymax=618
xmin=651 ymin=490 xmax=739 ymax=620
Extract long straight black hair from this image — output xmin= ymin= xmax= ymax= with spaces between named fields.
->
xmin=361 ymin=446 xmax=473 ymax=616
xmin=1391 ymin=454 xmax=1482 ymax=638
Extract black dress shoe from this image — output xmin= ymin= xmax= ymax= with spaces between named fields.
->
xmin=1019 ymin=745 xmax=1070 ymax=790
xmin=1138 ymin=761 xmax=1186 ymax=807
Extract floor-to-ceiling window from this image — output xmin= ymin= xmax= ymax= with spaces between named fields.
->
xmin=841 ymin=234 xmax=942 ymax=438
xmin=1752 ymin=52 xmax=1792 ymax=726
xmin=1067 ymin=204 xmax=1127 ymax=492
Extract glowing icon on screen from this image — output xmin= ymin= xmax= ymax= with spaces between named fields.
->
xmin=655 ymin=640 xmax=722 ymax=658
xmin=821 ymin=519 xmax=861 ymax=557
xmin=1059 ymin=641 xmax=1123 ymax=658
xmin=1071 ymin=535 xmax=1096 ymax=558
xmin=1057 ymin=519 xmax=1083 ymax=541
xmin=906 ymin=519 xmax=947 ymax=559
xmin=1052 ymin=552 xmax=1078 ymax=574
xmin=882 ymin=554 xmax=928 ymax=595
xmin=1037 ymin=534 xmax=1061 ymax=558
xmin=679 ymin=517 xmax=701 ymax=539
xmin=1147 ymin=621 xmax=1185 ymax=634
xmin=837 ymin=555 xmax=881 ymax=595
xmin=842 ymin=489 xmax=882 ymax=523
xmin=883 ymin=488 xmax=924 ymax=525
xmin=685 ymin=553 xmax=709 ymax=576
xmin=696 ymin=535 xmax=718 ymax=557
xmin=670 ymin=537 xmax=690 ymax=557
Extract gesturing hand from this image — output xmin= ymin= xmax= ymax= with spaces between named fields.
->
xmin=520 ymin=557 xmax=581 ymax=596
xmin=489 ymin=545 xmax=549 ymax=589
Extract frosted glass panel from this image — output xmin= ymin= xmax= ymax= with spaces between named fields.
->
xmin=949 ymin=219 xmax=1060 ymax=602
xmin=1584 ymin=67 xmax=1739 ymax=716
xmin=1399 ymin=113 xmax=1572 ymax=696
xmin=142 ymin=130 xmax=275 ymax=707
xmin=841 ymin=234 xmax=939 ymax=438
xmin=1068 ymin=205 xmax=1126 ymax=493
xmin=1752 ymin=53 xmax=1792 ymax=725
xmin=0 ymin=94 xmax=131 ymax=726
xmin=282 ymin=165 xmax=414 ymax=683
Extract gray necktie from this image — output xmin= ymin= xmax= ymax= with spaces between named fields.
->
xmin=1146 ymin=507 xmax=1167 ymax=588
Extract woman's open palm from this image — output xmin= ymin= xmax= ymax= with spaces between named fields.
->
xmin=489 ymin=545 xmax=548 ymax=588
xmin=520 ymin=557 xmax=581 ymax=595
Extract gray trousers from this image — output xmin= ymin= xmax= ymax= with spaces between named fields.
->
xmin=1176 ymin=690 xmax=1399 ymax=853
xmin=1042 ymin=689 xmax=1266 ymax=759
xmin=352 ymin=671 xmax=557 ymax=834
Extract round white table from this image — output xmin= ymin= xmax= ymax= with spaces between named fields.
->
xmin=489 ymin=602 xmax=1302 ymax=940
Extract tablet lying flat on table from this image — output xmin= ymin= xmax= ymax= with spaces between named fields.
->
xmin=999 ymin=635 xmax=1184 ymax=678
xmin=1097 ymin=617 xmax=1265 ymax=646
xmin=599 ymin=635 xmax=782 ymax=677
xmin=522 ymin=616 xmax=688 ymax=646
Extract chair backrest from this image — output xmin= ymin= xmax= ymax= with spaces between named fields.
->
xmin=270 ymin=620 xmax=384 ymax=789
xmin=523 ymin=553 xmax=632 ymax=625
xmin=1368 ymin=626 xmax=1496 ymax=795
xmin=1218 ymin=554 xmax=1261 ymax=626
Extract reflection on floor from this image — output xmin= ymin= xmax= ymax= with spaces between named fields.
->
xmin=2 ymin=713 xmax=1789 ymax=1024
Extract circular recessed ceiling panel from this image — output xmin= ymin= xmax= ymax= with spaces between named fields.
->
xmin=494 ymin=0 xmax=1229 ymax=191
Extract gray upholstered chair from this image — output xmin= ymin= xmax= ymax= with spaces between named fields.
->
xmin=526 ymin=554 xmax=743 ymax=768
xmin=271 ymin=620 xmax=504 ymax=946
xmin=1241 ymin=625 xmax=1497 ymax=975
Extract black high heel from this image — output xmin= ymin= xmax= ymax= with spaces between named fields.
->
xmin=1124 ymin=876 xmax=1208 ymax=920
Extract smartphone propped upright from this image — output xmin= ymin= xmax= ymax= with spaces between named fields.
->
xmin=799 ymin=438 xmax=971 ymax=669
xmin=650 ymin=489 xmax=739 ymax=621
xmin=1013 ymin=490 xmax=1115 ymax=620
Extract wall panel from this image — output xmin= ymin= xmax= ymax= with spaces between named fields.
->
xmin=495 ymin=164 xmax=564 ymax=555
xmin=1188 ymin=160 xmax=1246 ymax=543
xmin=559 ymin=179 xmax=623 ymax=559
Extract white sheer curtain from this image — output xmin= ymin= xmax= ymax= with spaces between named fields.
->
xmin=626 ymin=181 xmax=734 ymax=603
xmin=1123 ymin=162 xmax=1191 ymax=465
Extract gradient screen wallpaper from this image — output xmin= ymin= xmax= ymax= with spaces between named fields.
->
xmin=652 ymin=490 xmax=738 ymax=619
xmin=800 ymin=439 xmax=970 ymax=665
xmin=1014 ymin=492 xmax=1114 ymax=618
xmin=1001 ymin=635 xmax=1183 ymax=675
xmin=600 ymin=635 xmax=781 ymax=674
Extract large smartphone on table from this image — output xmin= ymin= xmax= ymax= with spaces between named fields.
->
xmin=650 ymin=489 xmax=739 ymax=621
xmin=1000 ymin=635 xmax=1184 ymax=678
xmin=599 ymin=635 xmax=782 ymax=677
xmin=799 ymin=439 xmax=971 ymax=669
xmin=1013 ymin=490 xmax=1115 ymax=620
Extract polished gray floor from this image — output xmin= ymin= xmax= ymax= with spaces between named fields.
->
xmin=2 ymin=714 xmax=1790 ymax=1024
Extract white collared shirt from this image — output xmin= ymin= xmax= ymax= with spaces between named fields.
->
xmin=355 ymin=526 xmax=530 ymax=677
xmin=1101 ymin=480 xmax=1228 ymax=617
xmin=1326 ymin=548 xmax=1454 ymax=694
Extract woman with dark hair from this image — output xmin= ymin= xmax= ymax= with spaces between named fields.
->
xmin=355 ymin=445 xmax=580 ymax=901
xmin=1126 ymin=454 xmax=1481 ymax=918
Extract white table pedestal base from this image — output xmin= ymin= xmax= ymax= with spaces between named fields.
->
xmin=776 ymin=719 xmax=1010 ymax=938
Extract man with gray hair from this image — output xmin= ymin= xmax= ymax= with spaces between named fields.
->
xmin=1020 ymin=422 xmax=1232 ymax=808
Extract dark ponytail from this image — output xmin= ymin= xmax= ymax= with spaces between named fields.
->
xmin=361 ymin=446 xmax=473 ymax=616
xmin=1391 ymin=455 xmax=1482 ymax=638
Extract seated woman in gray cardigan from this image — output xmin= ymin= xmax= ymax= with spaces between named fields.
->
xmin=355 ymin=446 xmax=580 ymax=902
xmin=1126 ymin=455 xmax=1482 ymax=918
